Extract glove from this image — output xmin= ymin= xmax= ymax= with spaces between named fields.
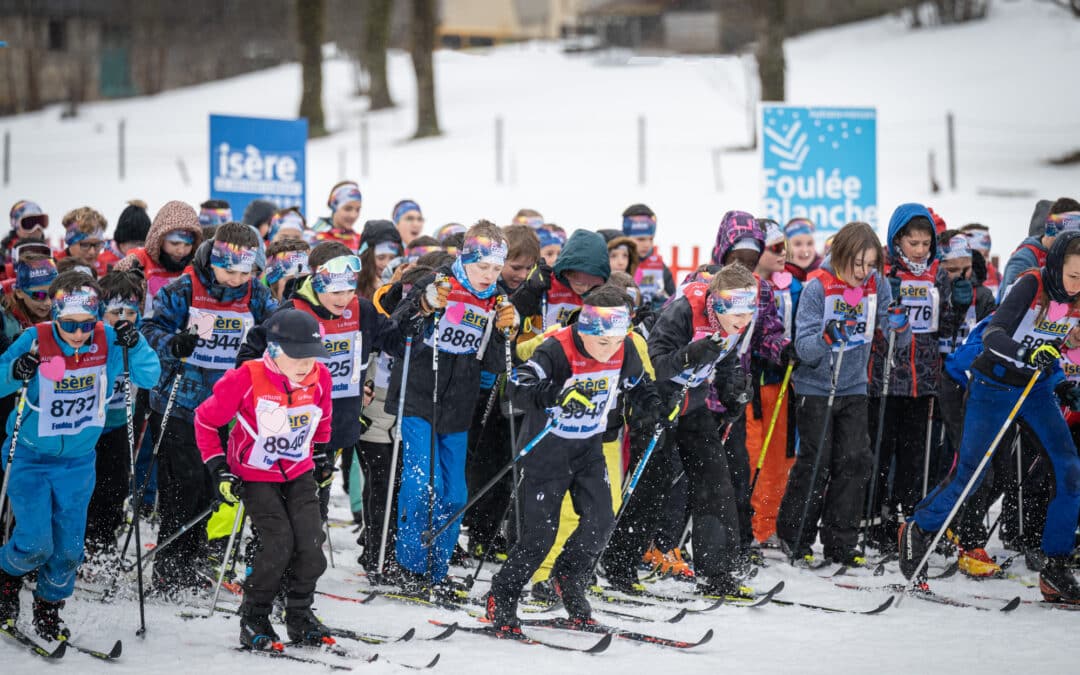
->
xmin=971 ymin=250 xmax=988 ymax=287
xmin=495 ymin=301 xmax=519 ymax=334
xmin=823 ymin=319 xmax=851 ymax=346
xmin=207 ymin=457 xmax=241 ymax=505
xmin=780 ymin=341 xmax=799 ymax=367
xmin=113 ymin=320 xmax=140 ymax=349
xmin=887 ymin=305 xmax=910 ymax=333
xmin=717 ymin=369 xmax=752 ymax=423
xmin=421 ymin=277 xmax=452 ymax=314
xmin=521 ymin=260 xmax=553 ymax=297
xmin=951 ymin=278 xmax=973 ymax=308
xmin=12 ymin=351 xmax=39 ymax=381
xmin=171 ymin=330 xmax=198 ymax=358
xmin=888 ymin=276 xmax=902 ymax=302
xmin=556 ymin=382 xmax=596 ymax=416
xmin=683 ymin=334 xmax=723 ymax=368
xmin=1056 ymin=382 xmax=1080 ymax=411
xmin=1026 ymin=342 xmax=1062 ymax=371
xmin=313 ymin=445 xmax=336 ymax=489
xmin=359 ymin=414 xmax=372 ymax=434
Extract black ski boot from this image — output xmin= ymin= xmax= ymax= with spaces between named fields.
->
xmin=31 ymin=597 xmax=71 ymax=641
xmin=898 ymin=520 xmax=934 ymax=580
xmin=696 ymin=572 xmax=742 ymax=599
xmin=285 ymin=604 xmax=333 ymax=645
xmin=552 ymin=572 xmax=594 ymax=624
xmin=0 ymin=569 xmax=21 ymax=627
xmin=1040 ymin=556 xmax=1080 ymax=604
xmin=484 ymin=585 xmax=521 ymax=636
xmin=825 ymin=548 xmax=868 ymax=567
xmin=530 ymin=579 xmax=559 ymax=604
xmin=603 ymin=562 xmax=645 ymax=595
xmin=239 ymin=603 xmax=281 ymax=650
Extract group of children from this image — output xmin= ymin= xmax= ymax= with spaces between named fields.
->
xmin=0 ymin=185 xmax=1079 ymax=649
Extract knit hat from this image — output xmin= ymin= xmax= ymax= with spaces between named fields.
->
xmin=242 ymin=199 xmax=278 ymax=228
xmin=114 ymin=200 xmax=151 ymax=245
xmin=10 ymin=200 xmax=47 ymax=232
xmin=358 ymin=219 xmax=402 ymax=255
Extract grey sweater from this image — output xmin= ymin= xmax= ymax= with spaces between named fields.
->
xmin=792 ymin=261 xmax=910 ymax=397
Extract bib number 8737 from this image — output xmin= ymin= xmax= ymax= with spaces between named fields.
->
xmin=51 ymin=396 xmax=94 ymax=417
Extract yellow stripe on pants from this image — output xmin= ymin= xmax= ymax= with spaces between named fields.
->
xmin=530 ymin=437 xmax=624 ymax=584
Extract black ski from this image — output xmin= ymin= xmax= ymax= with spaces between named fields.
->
xmin=598 ymin=580 xmax=783 ymax=608
xmin=0 ymin=622 xmax=66 ymax=659
xmin=833 ymin=581 xmax=1020 ymax=612
xmin=428 ymin=620 xmax=612 ymax=654
xmin=327 ymin=624 xmax=421 ymax=644
xmin=67 ymin=638 xmax=123 ymax=660
xmin=520 ymin=617 xmax=712 ymax=649
xmin=232 ymin=645 xmax=358 ymax=670
xmin=769 ymin=595 xmax=894 ymax=614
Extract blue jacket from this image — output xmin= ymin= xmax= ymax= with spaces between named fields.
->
xmin=998 ymin=236 xmax=1047 ymax=303
xmin=142 ymin=242 xmax=277 ymax=421
xmin=0 ymin=324 xmax=160 ymax=459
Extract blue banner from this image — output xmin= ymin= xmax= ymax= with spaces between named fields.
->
xmin=760 ymin=105 xmax=877 ymax=240
xmin=210 ymin=114 xmax=307 ymax=218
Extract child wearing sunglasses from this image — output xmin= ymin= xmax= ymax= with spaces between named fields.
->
xmin=485 ymin=285 xmax=660 ymax=634
xmin=114 ymin=200 xmax=205 ymax=317
xmin=142 ymin=222 xmax=277 ymax=597
xmin=0 ymin=256 xmax=57 ymax=350
xmin=0 ymin=271 xmax=159 ymax=640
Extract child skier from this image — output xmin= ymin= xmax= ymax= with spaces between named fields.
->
xmin=196 ymin=309 xmax=334 ymax=648
xmin=776 ymin=221 xmax=909 ymax=564
xmin=54 ymin=207 xmax=109 ymax=276
xmin=621 ymin=204 xmax=675 ymax=310
xmin=0 ymin=271 xmax=159 ymax=639
xmin=263 ymin=239 xmax=310 ymax=303
xmin=900 ymin=231 xmax=1080 ymax=603
xmin=485 ymin=285 xmax=660 ymax=632
xmin=114 ymin=200 xmax=204 ymax=316
xmin=143 ymin=222 xmax=276 ymax=596
xmin=312 ymin=181 xmax=363 ymax=251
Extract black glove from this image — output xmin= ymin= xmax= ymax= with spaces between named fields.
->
xmin=717 ymin=369 xmax=752 ymax=421
xmin=1056 ymin=381 xmax=1080 ymax=412
xmin=12 ymin=351 xmax=39 ymax=381
xmin=313 ymin=445 xmax=336 ymax=489
xmin=358 ymin=414 xmax=373 ymax=434
xmin=522 ymin=260 xmax=553 ymax=297
xmin=951 ymin=278 xmax=973 ymax=308
xmin=780 ymin=341 xmax=799 ymax=367
xmin=971 ymin=250 xmax=988 ymax=287
xmin=556 ymin=382 xmax=596 ymax=417
xmin=207 ymin=456 xmax=241 ymax=505
xmin=171 ymin=330 xmax=198 ymax=359
xmin=113 ymin=320 xmax=140 ymax=349
xmin=1026 ymin=342 xmax=1062 ymax=372
xmin=682 ymin=335 xmax=723 ymax=368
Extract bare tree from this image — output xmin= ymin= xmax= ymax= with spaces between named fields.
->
xmin=410 ymin=0 xmax=440 ymax=138
xmin=297 ymin=0 xmax=327 ymax=137
xmin=754 ymin=0 xmax=785 ymax=102
xmin=363 ymin=0 xmax=395 ymax=110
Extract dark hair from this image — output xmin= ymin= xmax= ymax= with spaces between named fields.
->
xmin=407 ymin=235 xmax=439 ymax=250
xmin=514 ymin=208 xmax=542 ymax=221
xmin=503 ymin=224 xmax=540 ymax=263
xmin=897 ymin=216 xmax=935 ymax=240
xmin=621 ymin=203 xmax=655 ymax=219
xmin=266 ymin=238 xmax=310 ymax=258
xmin=1050 ymin=198 xmax=1080 ymax=216
xmin=416 ymin=250 xmax=455 ymax=269
xmin=960 ymin=222 xmax=988 ymax=233
xmin=583 ymin=283 xmax=633 ymax=309
xmin=56 ymin=256 xmax=98 ymax=278
xmin=200 ymin=199 xmax=230 ymax=210
xmin=100 ymin=268 xmax=145 ymax=306
xmin=442 ymin=232 xmax=464 ymax=251
xmin=938 ymin=229 xmax=967 ymax=250
xmin=830 ymin=221 xmax=884 ymax=276
xmin=402 ymin=264 xmax=434 ymax=287
xmin=213 ymin=221 xmax=259 ymax=249
xmin=49 ymin=270 xmax=101 ymax=298
xmin=308 ymin=241 xmax=353 ymax=271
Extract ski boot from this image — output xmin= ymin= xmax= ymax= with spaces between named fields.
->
xmin=603 ymin=563 xmax=646 ymax=595
xmin=1040 ymin=556 xmax=1080 ymax=604
xmin=957 ymin=548 xmax=1002 ymax=579
xmin=641 ymin=545 xmax=666 ymax=573
xmin=897 ymin=520 xmax=935 ymax=580
xmin=825 ymin=548 xmax=868 ymax=568
xmin=552 ymin=572 xmax=594 ymax=625
xmin=431 ymin=577 xmax=468 ymax=604
xmin=397 ymin=569 xmax=432 ymax=598
xmin=0 ymin=569 xmax=21 ymax=627
xmin=285 ymin=606 xmax=333 ymax=645
xmin=239 ymin=603 xmax=281 ymax=650
xmin=484 ymin=586 xmax=522 ymax=636
xmin=780 ymin=539 xmax=817 ymax=568
xmin=530 ymin=579 xmax=559 ymax=604
xmin=696 ymin=572 xmax=743 ymax=599
xmin=31 ymin=597 xmax=71 ymax=641
xmin=661 ymin=548 xmax=695 ymax=580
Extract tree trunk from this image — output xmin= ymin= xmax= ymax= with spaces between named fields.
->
xmin=410 ymin=0 xmax=440 ymax=138
xmin=297 ymin=0 xmax=327 ymax=138
xmin=363 ymin=0 xmax=395 ymax=110
xmin=754 ymin=0 xmax=785 ymax=103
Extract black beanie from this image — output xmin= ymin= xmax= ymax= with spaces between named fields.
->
xmin=242 ymin=199 xmax=278 ymax=228
xmin=114 ymin=200 xmax=151 ymax=245
xmin=359 ymin=219 xmax=402 ymax=251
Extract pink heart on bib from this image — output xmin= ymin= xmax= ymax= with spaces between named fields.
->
xmin=1047 ymin=301 xmax=1070 ymax=322
xmin=842 ymin=287 xmax=864 ymax=307
xmin=188 ymin=312 xmax=215 ymax=339
xmin=444 ymin=302 xmax=466 ymax=325
xmin=257 ymin=405 xmax=289 ymax=435
xmin=39 ymin=355 xmax=66 ymax=382
xmin=771 ymin=271 xmax=793 ymax=290
xmin=1066 ymin=347 xmax=1080 ymax=365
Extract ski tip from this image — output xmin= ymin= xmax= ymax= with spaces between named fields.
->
xmin=424 ymin=653 xmax=441 ymax=668
xmin=586 ymin=633 xmax=613 ymax=654
xmin=50 ymin=640 xmax=68 ymax=659
xmin=831 ymin=565 xmax=849 ymax=577
xmin=698 ymin=628 xmax=714 ymax=646
xmin=398 ymin=627 xmax=417 ymax=642
xmin=1001 ymin=597 xmax=1021 ymax=612
xmin=868 ymin=596 xmax=895 ymax=614
xmin=430 ymin=623 xmax=457 ymax=640
xmin=108 ymin=639 xmax=123 ymax=658
xmin=359 ymin=591 xmax=379 ymax=604
xmin=665 ymin=608 xmax=688 ymax=624
xmin=771 ymin=580 xmax=785 ymax=594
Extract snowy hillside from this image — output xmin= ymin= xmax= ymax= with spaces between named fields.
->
xmin=3 ymin=2 xmax=1080 ymax=673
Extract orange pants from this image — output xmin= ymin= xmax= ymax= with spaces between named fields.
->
xmin=745 ymin=381 xmax=795 ymax=543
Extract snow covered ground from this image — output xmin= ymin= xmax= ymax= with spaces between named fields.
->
xmin=3 ymin=1 xmax=1080 ymax=672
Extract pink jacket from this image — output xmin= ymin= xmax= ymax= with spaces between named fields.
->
xmin=195 ymin=360 xmax=333 ymax=482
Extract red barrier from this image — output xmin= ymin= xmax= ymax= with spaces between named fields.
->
xmin=669 ymin=244 xmax=702 ymax=284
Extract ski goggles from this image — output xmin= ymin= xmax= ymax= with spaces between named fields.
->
xmin=460 ymin=236 xmax=508 ymax=266
xmin=784 ymin=218 xmax=815 ymax=238
xmin=711 ymin=287 xmax=757 ymax=315
xmin=312 ymin=254 xmax=361 ymax=293
xmin=766 ymin=241 xmax=787 ymax=255
xmin=622 ymin=214 xmax=657 ymax=237
xmin=210 ymin=240 xmax=257 ymax=272
xmin=57 ymin=319 xmax=97 ymax=334
xmin=11 ymin=201 xmax=47 ymax=234
xmin=941 ymin=234 xmax=972 ymax=261
xmin=199 ymin=206 xmax=232 ymax=228
xmin=265 ymin=250 xmax=310 ymax=286
xmin=165 ymin=230 xmax=196 ymax=246
xmin=52 ymin=287 xmax=101 ymax=320
xmin=577 ymin=304 xmax=631 ymax=337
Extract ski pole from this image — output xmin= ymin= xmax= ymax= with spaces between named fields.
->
xmin=501 ymin=317 xmax=523 ymax=542
xmin=207 ymin=504 xmax=245 ymax=618
xmin=376 ymin=336 xmax=412 ymax=581
xmin=860 ymin=328 xmax=896 ymax=555
xmin=325 ymin=519 xmax=336 ymax=568
xmin=897 ymin=368 xmax=1041 ymax=603
xmin=1014 ymin=431 xmax=1024 ymax=544
xmin=921 ymin=397 xmax=936 ymax=498
xmin=426 ymin=275 xmax=448 ymax=583
xmin=122 ymin=345 xmax=149 ymax=638
xmin=139 ymin=499 xmax=223 ymax=571
xmin=748 ymin=360 xmax=794 ymax=498
xmin=0 ymin=341 xmax=37 ymax=544
xmin=422 ymin=416 xmax=558 ymax=547
xmin=789 ymin=342 xmax=847 ymax=564
xmin=464 ymin=469 xmax=525 ymax=591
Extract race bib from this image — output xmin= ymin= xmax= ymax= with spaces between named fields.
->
xmin=899 ymin=279 xmax=940 ymax=334
xmin=324 ymin=330 xmax=362 ymax=399
xmin=38 ymin=363 xmax=107 ymax=437
xmin=427 ymin=301 xmax=490 ymax=355
xmin=244 ymin=398 xmax=322 ymax=470
xmin=189 ymin=308 xmax=253 ymax=370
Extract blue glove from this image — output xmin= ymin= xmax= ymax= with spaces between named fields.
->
xmin=887 ymin=305 xmax=910 ymax=333
xmin=888 ymin=276 xmax=902 ymax=302
xmin=951 ymin=278 xmax=973 ymax=307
